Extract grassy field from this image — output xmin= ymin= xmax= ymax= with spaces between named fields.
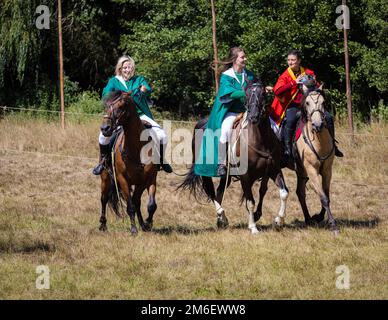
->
xmin=0 ymin=114 xmax=387 ymax=299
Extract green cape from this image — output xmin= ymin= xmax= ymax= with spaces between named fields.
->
xmin=102 ymin=75 xmax=153 ymax=119
xmin=194 ymin=69 xmax=254 ymax=177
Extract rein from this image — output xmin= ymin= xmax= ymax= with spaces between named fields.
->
xmin=245 ymin=83 xmax=272 ymax=160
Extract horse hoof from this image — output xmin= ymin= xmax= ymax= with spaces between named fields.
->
xmin=142 ymin=222 xmax=152 ymax=232
xmin=274 ymin=217 xmax=285 ymax=228
xmin=249 ymin=227 xmax=260 ymax=235
xmin=305 ymin=219 xmax=318 ymax=227
xmin=130 ymin=227 xmax=138 ymax=235
xmin=331 ymin=226 xmax=340 ymax=236
xmin=99 ymin=224 xmax=107 ymax=232
xmin=216 ymin=211 xmax=229 ymax=229
xmin=311 ymin=214 xmax=325 ymax=223
xmin=217 ymin=219 xmax=229 ymax=229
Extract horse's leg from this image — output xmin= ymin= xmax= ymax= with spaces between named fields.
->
xmin=214 ymin=175 xmax=232 ymax=228
xmin=319 ymin=165 xmax=339 ymax=234
xmin=99 ymin=172 xmax=110 ymax=232
xmin=133 ymin=185 xmax=147 ymax=232
xmin=296 ymin=172 xmax=312 ymax=225
xmin=145 ymin=183 xmax=157 ymax=231
xmin=271 ymin=171 xmax=289 ymax=228
xmin=117 ymin=175 xmax=137 ymax=235
xmin=304 ymin=165 xmax=337 ymax=232
xmin=240 ymin=175 xmax=259 ymax=234
xmin=202 ymin=176 xmax=228 ymax=229
xmin=254 ymin=176 xmax=269 ymax=222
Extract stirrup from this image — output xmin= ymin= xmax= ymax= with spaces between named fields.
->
xmin=92 ymin=163 xmax=105 ymax=175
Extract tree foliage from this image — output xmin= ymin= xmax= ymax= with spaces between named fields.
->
xmin=0 ymin=0 xmax=387 ymax=119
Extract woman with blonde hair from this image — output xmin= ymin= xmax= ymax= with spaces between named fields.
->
xmin=92 ymin=55 xmax=172 ymax=175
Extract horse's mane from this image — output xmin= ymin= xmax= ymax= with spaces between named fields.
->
xmin=102 ymin=90 xmax=126 ymax=107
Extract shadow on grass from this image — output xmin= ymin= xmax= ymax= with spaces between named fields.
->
xmin=230 ymin=217 xmax=380 ymax=232
xmin=97 ymin=217 xmax=380 ymax=236
xmin=152 ymin=225 xmax=217 ymax=236
xmin=0 ymin=240 xmax=55 ymax=254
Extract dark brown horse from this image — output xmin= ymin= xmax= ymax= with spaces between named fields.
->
xmin=178 ymin=81 xmax=289 ymax=234
xmin=98 ymin=91 xmax=158 ymax=234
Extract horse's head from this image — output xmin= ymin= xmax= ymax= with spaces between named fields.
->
xmin=101 ymin=91 xmax=135 ymax=136
xmin=303 ymin=86 xmax=326 ymax=133
xmin=299 ymin=74 xmax=317 ymax=96
xmin=245 ymin=79 xmax=266 ymax=124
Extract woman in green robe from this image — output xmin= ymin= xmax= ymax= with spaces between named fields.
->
xmin=93 ymin=55 xmax=172 ymax=175
xmin=194 ymin=47 xmax=255 ymax=177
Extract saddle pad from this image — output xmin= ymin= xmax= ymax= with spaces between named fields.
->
xmin=230 ymin=112 xmax=248 ymax=159
xmin=294 ymin=119 xmax=305 ymax=142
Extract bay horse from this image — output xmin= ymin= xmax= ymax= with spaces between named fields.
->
xmin=178 ymin=81 xmax=289 ymax=234
xmin=288 ymin=86 xmax=339 ymax=234
xmin=98 ymin=90 xmax=158 ymax=234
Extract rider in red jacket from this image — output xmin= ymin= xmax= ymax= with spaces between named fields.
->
xmin=269 ymin=49 xmax=343 ymax=162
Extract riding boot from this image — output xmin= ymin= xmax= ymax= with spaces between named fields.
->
xmin=283 ymin=126 xmax=294 ymax=165
xmin=325 ymin=115 xmax=344 ymax=157
xmin=158 ymin=144 xmax=173 ymax=173
xmin=216 ymin=142 xmax=228 ymax=177
xmin=92 ymin=144 xmax=110 ymax=175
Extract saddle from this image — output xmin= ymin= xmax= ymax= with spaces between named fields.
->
xmin=232 ymin=112 xmax=245 ymax=129
xmin=229 ymin=112 xmax=249 ymax=161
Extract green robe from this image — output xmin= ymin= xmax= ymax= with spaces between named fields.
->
xmin=102 ymin=75 xmax=153 ymax=119
xmin=194 ymin=68 xmax=255 ymax=177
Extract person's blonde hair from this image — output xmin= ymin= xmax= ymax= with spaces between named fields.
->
xmin=115 ymin=55 xmax=135 ymax=78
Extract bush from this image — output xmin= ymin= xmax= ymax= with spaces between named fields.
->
xmin=67 ymin=91 xmax=103 ymax=115
xmin=371 ymin=100 xmax=388 ymax=123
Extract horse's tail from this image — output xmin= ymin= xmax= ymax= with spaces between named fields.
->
xmin=176 ymin=118 xmax=208 ymax=201
xmin=107 ymin=175 xmax=124 ymax=218
xmin=176 ymin=164 xmax=204 ymax=201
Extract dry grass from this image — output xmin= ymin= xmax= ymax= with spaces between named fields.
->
xmin=0 ymin=114 xmax=387 ymax=299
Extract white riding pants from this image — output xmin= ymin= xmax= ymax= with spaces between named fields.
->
xmin=219 ymin=112 xmax=238 ymax=144
xmin=98 ymin=114 xmax=168 ymax=146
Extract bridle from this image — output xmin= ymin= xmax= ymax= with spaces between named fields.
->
xmin=305 ymin=90 xmax=325 ymax=123
xmin=302 ymin=90 xmax=335 ymax=161
xmin=105 ymin=93 xmax=130 ymax=129
xmin=246 ymin=82 xmax=265 ymax=123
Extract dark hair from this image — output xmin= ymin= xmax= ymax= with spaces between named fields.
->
xmin=287 ymin=49 xmax=302 ymax=60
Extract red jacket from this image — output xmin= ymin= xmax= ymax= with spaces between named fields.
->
xmin=270 ymin=67 xmax=316 ymax=125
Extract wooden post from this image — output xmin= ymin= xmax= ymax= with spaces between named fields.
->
xmin=343 ymin=0 xmax=354 ymax=142
xmin=210 ymin=0 xmax=219 ymax=94
xmin=58 ymin=0 xmax=65 ymax=129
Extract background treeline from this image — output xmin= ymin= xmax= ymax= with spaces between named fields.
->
xmin=0 ymin=0 xmax=387 ymax=120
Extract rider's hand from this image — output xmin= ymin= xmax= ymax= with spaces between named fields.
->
xmin=265 ymin=86 xmax=273 ymax=93
xmin=140 ymin=85 xmax=148 ymax=93
xmin=296 ymin=75 xmax=304 ymax=84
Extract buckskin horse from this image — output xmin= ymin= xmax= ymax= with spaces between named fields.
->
xmin=178 ymin=81 xmax=289 ymax=234
xmin=98 ymin=90 xmax=158 ymax=234
xmin=287 ymin=85 xmax=339 ymax=234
